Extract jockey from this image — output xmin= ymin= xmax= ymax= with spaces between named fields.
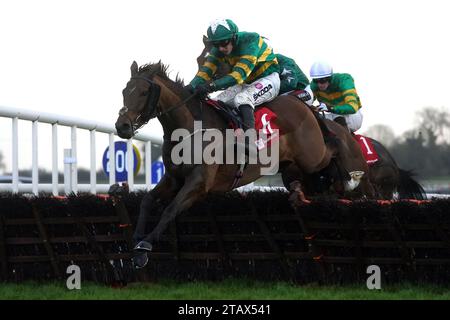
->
xmin=188 ymin=18 xmax=281 ymax=132
xmin=276 ymin=53 xmax=313 ymax=106
xmin=309 ymin=61 xmax=363 ymax=133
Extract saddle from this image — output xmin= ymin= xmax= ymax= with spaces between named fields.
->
xmin=204 ymin=99 xmax=244 ymax=129
xmin=203 ymin=98 xmax=281 ymax=189
xmin=204 ymin=98 xmax=280 ymax=148
xmin=205 ymin=96 xmax=334 ymax=147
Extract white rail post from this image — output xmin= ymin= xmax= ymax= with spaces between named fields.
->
xmin=71 ymin=126 xmax=78 ymax=193
xmin=52 ymin=123 xmax=58 ymax=196
xmin=90 ymin=129 xmax=96 ymax=194
xmin=12 ymin=117 xmax=19 ymax=193
xmin=109 ymin=133 xmax=116 ymax=185
xmin=64 ymin=148 xmax=72 ymax=195
xmin=32 ymin=120 xmax=39 ymax=195
xmin=145 ymin=141 xmax=152 ymax=190
xmin=127 ymin=139 xmax=134 ymax=191
xmin=1 ymin=105 xmax=163 ymax=193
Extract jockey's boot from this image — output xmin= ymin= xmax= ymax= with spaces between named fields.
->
xmin=239 ymin=104 xmax=255 ymax=131
xmin=237 ymin=104 xmax=257 ymax=160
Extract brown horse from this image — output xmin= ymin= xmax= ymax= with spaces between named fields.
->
xmin=196 ymin=42 xmax=425 ymax=200
xmin=114 ymin=61 xmax=373 ymax=268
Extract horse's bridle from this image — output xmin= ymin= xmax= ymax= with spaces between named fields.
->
xmin=118 ymin=75 xmax=197 ymax=134
xmin=118 ymin=76 xmax=161 ymax=133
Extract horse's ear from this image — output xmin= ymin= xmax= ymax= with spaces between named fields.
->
xmin=203 ymin=35 xmax=212 ymax=52
xmin=131 ymin=61 xmax=138 ymax=76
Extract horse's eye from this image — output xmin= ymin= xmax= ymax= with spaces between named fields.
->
xmin=141 ymin=91 xmax=148 ymax=97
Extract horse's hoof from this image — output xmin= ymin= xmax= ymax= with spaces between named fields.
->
xmin=345 ymin=171 xmax=365 ymax=191
xmin=132 ymin=252 xmax=149 ymax=269
xmin=108 ymin=183 xmax=130 ymax=196
xmin=134 ymin=240 xmax=153 ymax=252
xmin=108 ymin=183 xmax=120 ymax=195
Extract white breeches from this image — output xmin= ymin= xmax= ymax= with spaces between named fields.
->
xmin=216 ymin=72 xmax=281 ymax=109
xmin=324 ymin=109 xmax=363 ymax=132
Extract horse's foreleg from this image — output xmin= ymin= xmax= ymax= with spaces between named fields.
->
xmin=288 ymin=180 xmax=310 ymax=207
xmin=133 ymin=175 xmax=177 ymax=243
xmin=133 ymin=166 xmax=218 ymax=268
xmin=145 ymin=167 xmax=214 ymax=244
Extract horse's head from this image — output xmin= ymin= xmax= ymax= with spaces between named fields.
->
xmin=115 ymin=61 xmax=161 ymax=139
xmin=196 ymin=36 xmax=213 ymax=67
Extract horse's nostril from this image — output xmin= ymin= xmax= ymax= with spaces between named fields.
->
xmin=115 ymin=122 xmax=131 ymax=135
xmin=116 ymin=122 xmax=130 ymax=132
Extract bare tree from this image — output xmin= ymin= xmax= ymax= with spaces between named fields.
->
xmin=415 ymin=106 xmax=450 ymax=145
xmin=362 ymin=124 xmax=396 ymax=147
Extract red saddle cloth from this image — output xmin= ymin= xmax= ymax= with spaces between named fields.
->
xmin=254 ymin=107 xmax=280 ymax=133
xmin=205 ymin=99 xmax=283 ymax=150
xmin=254 ymin=107 xmax=282 ymax=150
xmin=353 ymin=134 xmax=379 ymax=165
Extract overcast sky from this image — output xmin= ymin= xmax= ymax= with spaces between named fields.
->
xmin=1 ymin=0 xmax=449 ymax=171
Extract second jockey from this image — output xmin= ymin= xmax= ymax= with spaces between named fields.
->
xmin=309 ymin=61 xmax=363 ymax=133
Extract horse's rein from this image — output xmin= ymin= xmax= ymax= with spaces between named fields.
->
xmin=157 ymin=92 xmax=197 ymax=118
xmin=120 ymin=76 xmax=197 ymax=132
xmin=132 ymin=76 xmax=197 ymax=118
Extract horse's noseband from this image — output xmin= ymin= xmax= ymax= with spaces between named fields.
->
xmin=119 ymin=76 xmax=161 ymax=133
xmin=131 ymin=76 xmax=162 ymax=123
xmin=119 ymin=74 xmax=197 ymax=135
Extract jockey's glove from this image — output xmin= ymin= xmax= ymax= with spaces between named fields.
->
xmin=195 ymin=82 xmax=216 ymax=96
xmin=317 ymin=103 xmax=328 ymax=112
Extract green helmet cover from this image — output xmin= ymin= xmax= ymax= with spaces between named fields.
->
xmin=206 ymin=19 xmax=238 ymax=42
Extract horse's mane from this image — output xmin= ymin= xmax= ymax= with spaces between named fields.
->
xmin=138 ymin=61 xmax=204 ymax=119
xmin=138 ymin=61 xmax=188 ymax=98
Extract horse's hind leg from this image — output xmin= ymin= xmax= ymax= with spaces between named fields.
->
xmin=356 ymin=174 xmax=376 ymax=199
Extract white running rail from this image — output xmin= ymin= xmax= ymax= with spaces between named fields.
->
xmin=0 ymin=105 xmax=163 ymax=195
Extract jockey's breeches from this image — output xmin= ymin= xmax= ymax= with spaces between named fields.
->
xmin=216 ymin=72 xmax=281 ymax=109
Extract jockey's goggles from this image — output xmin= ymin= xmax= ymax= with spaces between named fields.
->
xmin=313 ymin=77 xmax=331 ymax=84
xmin=212 ymin=39 xmax=232 ymax=48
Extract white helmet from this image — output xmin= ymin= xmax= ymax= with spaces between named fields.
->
xmin=310 ymin=61 xmax=333 ymax=79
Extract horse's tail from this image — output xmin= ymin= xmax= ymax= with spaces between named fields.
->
xmin=397 ymin=169 xmax=427 ymax=200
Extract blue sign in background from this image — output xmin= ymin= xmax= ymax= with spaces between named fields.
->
xmin=151 ymin=161 xmax=165 ymax=184
xmin=102 ymin=141 xmax=141 ymax=182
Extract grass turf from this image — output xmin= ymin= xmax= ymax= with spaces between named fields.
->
xmin=1 ymin=279 xmax=449 ymax=300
